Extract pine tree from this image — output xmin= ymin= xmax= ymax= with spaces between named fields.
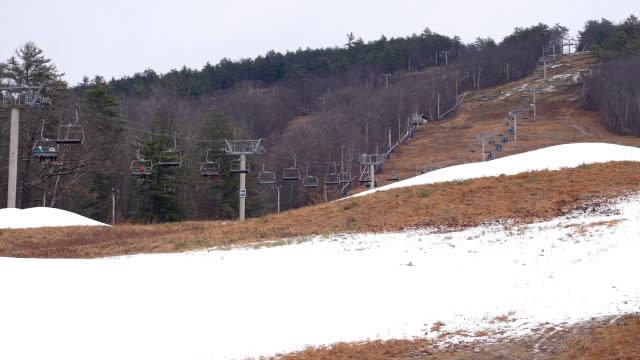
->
xmin=2 ymin=41 xmax=63 ymax=86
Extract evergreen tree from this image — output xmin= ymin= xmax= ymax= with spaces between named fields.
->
xmin=2 ymin=41 xmax=63 ymax=87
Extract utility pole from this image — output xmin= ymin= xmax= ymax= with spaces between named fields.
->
xmin=437 ymin=93 xmax=440 ymax=119
xmin=440 ymin=51 xmax=449 ymax=66
xmin=323 ymin=183 xmax=328 ymax=203
xmin=532 ymin=88 xmax=537 ymax=121
xmin=381 ymin=73 xmax=391 ymax=90
xmin=542 ymin=46 xmax=548 ymax=82
xmin=509 ymin=112 xmax=518 ymax=146
xmin=514 ymin=114 xmax=518 ymax=146
xmin=112 ymin=188 xmax=116 ymax=225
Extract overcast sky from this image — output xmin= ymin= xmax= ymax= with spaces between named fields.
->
xmin=1 ymin=0 xmax=636 ymax=85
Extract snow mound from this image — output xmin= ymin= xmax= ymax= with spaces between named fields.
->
xmin=0 ymin=207 xmax=108 ymax=229
xmin=353 ymin=143 xmax=640 ymax=198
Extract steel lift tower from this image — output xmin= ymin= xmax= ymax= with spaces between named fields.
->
xmin=224 ymin=139 xmax=264 ymax=221
xmin=1 ymin=86 xmax=51 ymax=208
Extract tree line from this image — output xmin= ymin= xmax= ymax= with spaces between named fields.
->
xmin=582 ymin=15 xmax=640 ymax=135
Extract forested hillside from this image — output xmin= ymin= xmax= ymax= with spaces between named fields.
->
xmin=581 ymin=15 xmax=640 ymax=135
xmin=1 ymin=17 xmax=637 ymax=224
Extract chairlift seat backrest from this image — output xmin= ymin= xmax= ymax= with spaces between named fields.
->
xmin=258 ymin=170 xmax=276 ymax=184
xmin=282 ymin=167 xmax=301 ymax=181
xmin=200 ymin=161 xmax=220 ymax=176
xmin=324 ymin=173 xmax=339 ymax=185
xmin=338 ymin=173 xmax=350 ymax=184
xmin=56 ymin=124 xmax=85 ymax=144
xmin=303 ymin=175 xmax=319 ymax=187
xmin=230 ymin=159 xmax=250 ymax=173
xmin=33 ymin=139 xmax=58 ymax=159
xmin=130 ymin=159 xmax=153 ymax=176
xmin=157 ymin=149 xmax=182 ymax=167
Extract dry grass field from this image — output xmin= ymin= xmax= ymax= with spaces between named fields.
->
xmin=3 ymin=161 xmax=640 ymax=259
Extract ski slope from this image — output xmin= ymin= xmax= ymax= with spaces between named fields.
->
xmin=1 ymin=143 xmax=639 ymax=360
xmin=352 ymin=142 xmax=640 ymax=198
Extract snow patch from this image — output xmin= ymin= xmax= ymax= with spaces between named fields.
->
xmin=0 ymin=207 xmax=108 ymax=229
xmin=351 ymin=143 xmax=640 ymax=198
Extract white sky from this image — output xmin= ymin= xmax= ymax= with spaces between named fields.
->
xmin=1 ymin=0 xmax=636 ymax=85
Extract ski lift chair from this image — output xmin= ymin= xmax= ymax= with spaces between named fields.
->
xmin=130 ymin=159 xmax=153 ymax=176
xmin=324 ymin=173 xmax=339 ymax=185
xmin=56 ymin=124 xmax=85 ymax=144
xmin=338 ymin=172 xmax=351 ymax=184
xmin=282 ymin=156 xmax=301 ymax=181
xmin=495 ymin=144 xmax=503 ymax=152
xmin=359 ymin=175 xmax=371 ymax=184
xmin=200 ymin=161 xmax=221 ymax=177
xmin=33 ymin=139 xmax=59 ymax=160
xmin=258 ymin=170 xmax=276 ymax=184
xmin=387 ymin=170 xmax=399 ymax=181
xmin=282 ymin=167 xmax=301 ymax=181
xmin=157 ymin=149 xmax=183 ymax=167
xmin=230 ymin=159 xmax=250 ymax=173
xmin=303 ymin=175 xmax=319 ymax=188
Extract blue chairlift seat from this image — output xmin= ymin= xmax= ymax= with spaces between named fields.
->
xmin=33 ymin=139 xmax=59 ymax=160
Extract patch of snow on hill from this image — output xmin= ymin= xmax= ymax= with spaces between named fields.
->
xmin=352 ymin=143 xmax=640 ymax=198
xmin=0 ymin=207 xmax=108 ymax=229
xmin=1 ymin=194 xmax=640 ymax=360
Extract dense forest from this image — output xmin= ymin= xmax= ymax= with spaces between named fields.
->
xmin=1 ymin=17 xmax=637 ymax=223
xmin=581 ymin=15 xmax=640 ymax=135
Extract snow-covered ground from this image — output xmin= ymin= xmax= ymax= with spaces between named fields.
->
xmin=352 ymin=142 xmax=640 ymax=198
xmin=0 ymin=207 xmax=108 ymax=229
xmin=1 ymin=143 xmax=639 ymax=360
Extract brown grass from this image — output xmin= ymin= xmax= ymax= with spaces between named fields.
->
xmin=267 ymin=315 xmax=640 ymax=360
xmin=2 ymin=161 xmax=640 ymax=259
xmin=271 ymin=339 xmax=432 ymax=360
xmin=563 ymin=315 xmax=640 ymax=360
